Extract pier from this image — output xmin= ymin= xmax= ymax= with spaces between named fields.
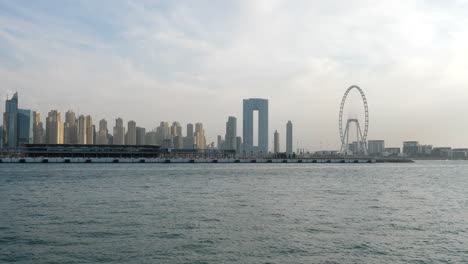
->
xmin=0 ymin=157 xmax=376 ymax=163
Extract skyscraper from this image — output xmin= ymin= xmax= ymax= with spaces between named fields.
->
xmin=2 ymin=93 xmax=34 ymax=147
xmin=187 ymin=123 xmax=194 ymax=137
xmin=17 ymin=109 xmax=33 ymax=145
xmin=286 ymin=121 xmax=293 ymax=155
xmin=3 ymin=92 xmax=18 ymax=148
xmin=173 ymin=136 xmax=184 ymax=149
xmin=45 ymin=110 xmax=63 ymax=144
xmin=113 ymin=118 xmax=125 ymax=145
xmin=274 ymin=130 xmax=280 ymax=153
xmin=0 ymin=125 xmax=3 ymax=148
xmin=243 ymin=98 xmax=268 ymax=154
xmin=64 ymin=111 xmax=78 ymax=144
xmin=96 ymin=119 xmax=109 ymax=144
xmin=156 ymin=122 xmax=170 ymax=145
xmin=85 ymin=115 xmax=93 ymax=144
xmin=33 ymin=111 xmax=45 ymax=144
xmin=136 ymin=127 xmax=146 ymax=145
xmin=224 ymin=116 xmax=237 ymax=151
xmin=78 ymin=115 xmax=86 ymax=144
xmin=93 ymin=125 xmax=96 ymax=145
xmin=171 ymin=121 xmax=182 ymax=137
xmin=184 ymin=123 xmax=195 ymax=149
xmin=195 ymin=122 xmax=206 ymax=150
xmin=126 ymin=120 xmax=136 ymax=145
xmin=145 ymin=131 xmax=157 ymax=145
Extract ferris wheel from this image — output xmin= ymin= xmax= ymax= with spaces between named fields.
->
xmin=339 ymin=85 xmax=369 ymax=156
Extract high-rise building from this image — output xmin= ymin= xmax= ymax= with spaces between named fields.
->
xmin=85 ymin=115 xmax=93 ymax=144
xmin=243 ymin=98 xmax=268 ymax=154
xmin=184 ymin=123 xmax=195 ymax=149
xmin=187 ymin=123 xmax=194 ymax=137
xmin=2 ymin=93 xmax=32 ymax=147
xmin=17 ymin=109 xmax=33 ymax=145
xmin=45 ymin=110 xmax=63 ymax=144
xmin=224 ymin=116 xmax=237 ymax=151
xmin=145 ymin=131 xmax=157 ymax=145
xmin=195 ymin=122 xmax=206 ymax=150
xmin=77 ymin=115 xmax=86 ymax=144
xmin=173 ymin=136 xmax=184 ymax=149
xmin=171 ymin=121 xmax=182 ymax=137
xmin=93 ymin=125 xmax=96 ymax=145
xmin=96 ymin=119 xmax=109 ymax=144
xmin=3 ymin=92 xmax=18 ymax=148
xmin=136 ymin=127 xmax=146 ymax=145
xmin=368 ymin=140 xmax=385 ymax=156
xmin=0 ymin=125 xmax=3 ymax=148
xmin=183 ymin=135 xmax=195 ymax=149
xmin=64 ymin=110 xmax=78 ymax=144
xmin=126 ymin=120 xmax=136 ymax=145
xmin=113 ymin=118 xmax=125 ymax=145
xmin=33 ymin=111 xmax=45 ymax=144
xmin=156 ymin=122 xmax=170 ymax=145
xmin=286 ymin=121 xmax=293 ymax=155
xmin=274 ymin=130 xmax=280 ymax=153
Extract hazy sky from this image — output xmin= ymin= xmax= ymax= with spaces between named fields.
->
xmin=1 ymin=0 xmax=468 ymax=150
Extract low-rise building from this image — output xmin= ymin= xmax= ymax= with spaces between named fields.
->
xmin=368 ymin=140 xmax=385 ymax=156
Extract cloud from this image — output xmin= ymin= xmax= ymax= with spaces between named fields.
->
xmin=1 ymin=0 xmax=468 ymax=149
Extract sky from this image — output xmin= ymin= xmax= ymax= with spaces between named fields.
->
xmin=1 ymin=0 xmax=468 ymax=151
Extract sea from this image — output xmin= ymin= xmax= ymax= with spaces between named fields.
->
xmin=0 ymin=161 xmax=467 ymax=263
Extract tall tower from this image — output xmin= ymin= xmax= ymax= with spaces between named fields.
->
xmin=184 ymin=123 xmax=195 ymax=149
xmin=126 ymin=120 xmax=136 ymax=145
xmin=17 ymin=109 xmax=33 ymax=145
xmin=3 ymin=92 xmax=18 ymax=147
xmin=195 ymin=122 xmax=206 ymax=150
xmin=113 ymin=118 xmax=125 ymax=145
xmin=286 ymin=120 xmax=293 ymax=155
xmin=171 ymin=121 xmax=182 ymax=137
xmin=33 ymin=111 xmax=45 ymax=144
xmin=186 ymin=123 xmax=194 ymax=137
xmin=84 ymin=115 xmax=93 ymax=144
xmin=243 ymin=98 xmax=268 ymax=154
xmin=136 ymin=127 xmax=146 ymax=145
xmin=64 ymin=110 xmax=78 ymax=144
xmin=156 ymin=122 xmax=169 ymax=145
xmin=77 ymin=115 xmax=86 ymax=144
xmin=96 ymin=119 xmax=108 ymax=144
xmin=45 ymin=110 xmax=63 ymax=144
xmin=225 ymin=116 xmax=237 ymax=151
xmin=274 ymin=130 xmax=280 ymax=153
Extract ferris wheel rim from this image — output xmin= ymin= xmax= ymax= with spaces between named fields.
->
xmin=339 ymin=85 xmax=369 ymax=144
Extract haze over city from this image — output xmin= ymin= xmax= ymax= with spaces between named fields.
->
xmin=1 ymin=1 xmax=468 ymax=150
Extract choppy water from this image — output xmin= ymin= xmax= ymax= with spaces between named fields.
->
xmin=0 ymin=161 xmax=467 ymax=263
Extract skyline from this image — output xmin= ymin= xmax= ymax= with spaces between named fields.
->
xmin=1 ymin=1 xmax=468 ymax=149
xmin=3 ymin=91 xmax=466 ymax=154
